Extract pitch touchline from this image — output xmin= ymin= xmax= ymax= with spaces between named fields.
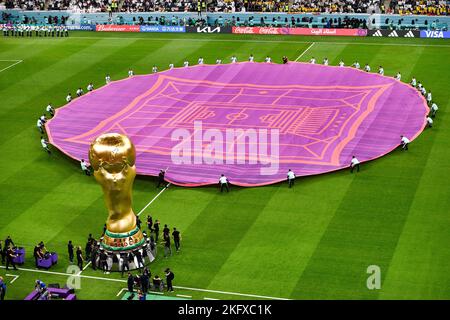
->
xmin=0 ymin=265 xmax=290 ymax=300
xmin=68 ymin=36 xmax=450 ymax=47
xmin=0 ymin=60 xmax=23 ymax=73
xmin=137 ymin=183 xmax=171 ymax=216
xmin=295 ymin=42 xmax=315 ymax=62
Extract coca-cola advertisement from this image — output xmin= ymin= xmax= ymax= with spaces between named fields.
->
xmin=232 ymin=27 xmax=366 ymax=37
xmin=96 ymin=25 xmax=140 ymax=32
xmin=232 ymin=27 xmax=281 ymax=35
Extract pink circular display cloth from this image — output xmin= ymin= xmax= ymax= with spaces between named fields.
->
xmin=47 ymin=62 xmax=428 ymax=186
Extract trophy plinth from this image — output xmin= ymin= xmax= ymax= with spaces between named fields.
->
xmin=101 ymin=227 xmax=145 ymax=251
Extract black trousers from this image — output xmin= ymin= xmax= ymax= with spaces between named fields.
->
xmin=174 ymin=239 xmax=180 ymax=251
xmin=6 ymin=258 xmax=17 ymax=270
xmin=288 ymin=178 xmax=294 ymax=188
xmin=102 ymin=261 xmax=108 ymax=272
xmin=0 ymin=288 xmax=5 ymax=300
xmin=220 ymin=183 xmax=229 ymax=192
xmin=141 ymin=282 xmax=148 ymax=294
xmin=68 ymin=252 xmax=74 ymax=263
xmin=77 ymin=259 xmax=83 ymax=270
xmin=156 ymin=178 xmax=165 ymax=188
xmin=121 ymin=263 xmax=129 ymax=276
xmin=401 ymin=143 xmax=409 ymax=151
xmin=350 ymin=164 xmax=360 ymax=173
xmin=167 ymin=279 xmax=173 ymax=291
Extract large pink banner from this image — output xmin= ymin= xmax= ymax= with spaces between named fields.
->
xmin=47 ymin=62 xmax=427 ymax=186
xmin=232 ymin=27 xmax=367 ymax=37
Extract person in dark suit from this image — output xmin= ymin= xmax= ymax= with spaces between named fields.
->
xmin=90 ymin=245 xmax=98 ymax=270
xmin=76 ymin=246 xmax=83 ymax=270
xmin=137 ymin=250 xmax=145 ymax=269
xmin=5 ymin=247 xmax=17 ymax=270
xmin=147 ymin=216 xmax=153 ymax=233
xmin=163 ymin=233 xmax=172 ymax=258
xmin=4 ymin=236 xmax=14 ymax=249
xmin=99 ymin=250 xmax=108 ymax=274
xmin=33 ymin=244 xmax=44 ymax=267
xmin=120 ymin=254 xmax=129 ymax=277
xmin=127 ymin=273 xmax=134 ymax=293
xmin=156 ymin=170 xmax=166 ymax=188
xmin=153 ymin=220 xmax=160 ymax=242
xmin=136 ymin=216 xmax=142 ymax=229
xmin=140 ymin=270 xmax=149 ymax=294
xmin=3 ymin=236 xmax=14 ymax=262
xmin=67 ymin=241 xmax=74 ymax=263
xmin=172 ymin=228 xmax=181 ymax=252
xmin=165 ymin=268 xmax=174 ymax=292
xmin=163 ymin=224 xmax=170 ymax=238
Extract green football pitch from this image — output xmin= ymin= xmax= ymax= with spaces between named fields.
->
xmin=0 ymin=32 xmax=449 ymax=300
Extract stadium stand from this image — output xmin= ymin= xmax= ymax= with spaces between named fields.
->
xmin=389 ymin=0 xmax=448 ymax=15
xmin=1 ymin=0 xmax=448 ymax=15
xmin=0 ymin=0 xmax=448 ymax=30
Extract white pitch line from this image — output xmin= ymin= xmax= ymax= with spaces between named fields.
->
xmin=0 ymin=265 xmax=290 ymax=300
xmin=0 ymin=60 xmax=23 ymax=73
xmin=295 ymin=42 xmax=315 ymax=62
xmin=204 ymin=297 xmax=219 ymax=300
xmin=173 ymin=285 xmax=290 ymax=300
xmin=137 ymin=183 xmax=171 ymax=216
xmin=80 ymin=261 xmax=92 ymax=273
xmin=176 ymin=294 xmax=192 ymax=298
xmin=5 ymin=274 xmax=20 ymax=284
xmin=68 ymin=36 xmax=450 ymax=48
xmin=116 ymin=288 xmax=128 ymax=297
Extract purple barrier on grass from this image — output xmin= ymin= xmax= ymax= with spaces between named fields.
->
xmin=50 ymin=252 xmax=58 ymax=264
xmin=24 ymin=291 xmax=40 ymax=300
xmin=13 ymin=247 xmax=25 ymax=264
xmin=37 ymin=257 xmax=52 ymax=269
xmin=65 ymin=294 xmax=77 ymax=300
xmin=48 ymin=287 xmax=72 ymax=298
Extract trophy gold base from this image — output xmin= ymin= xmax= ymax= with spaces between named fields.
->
xmin=95 ymin=227 xmax=156 ymax=272
xmin=100 ymin=226 xmax=145 ymax=252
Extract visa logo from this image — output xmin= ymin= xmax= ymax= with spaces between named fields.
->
xmin=424 ymin=31 xmax=444 ymax=38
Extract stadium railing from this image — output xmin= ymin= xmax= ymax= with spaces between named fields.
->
xmin=0 ymin=10 xmax=448 ymax=31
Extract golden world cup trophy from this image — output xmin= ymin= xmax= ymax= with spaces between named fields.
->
xmin=89 ymin=133 xmax=146 ymax=254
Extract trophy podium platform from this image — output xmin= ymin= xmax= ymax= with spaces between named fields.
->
xmin=98 ymin=229 xmax=156 ymax=272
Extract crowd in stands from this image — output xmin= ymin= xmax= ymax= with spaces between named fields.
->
xmin=1 ymin=0 xmax=448 ymax=15
xmin=290 ymin=0 xmax=384 ymax=13
xmin=389 ymin=0 xmax=448 ymax=15
xmin=4 ymin=0 xmax=45 ymax=10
